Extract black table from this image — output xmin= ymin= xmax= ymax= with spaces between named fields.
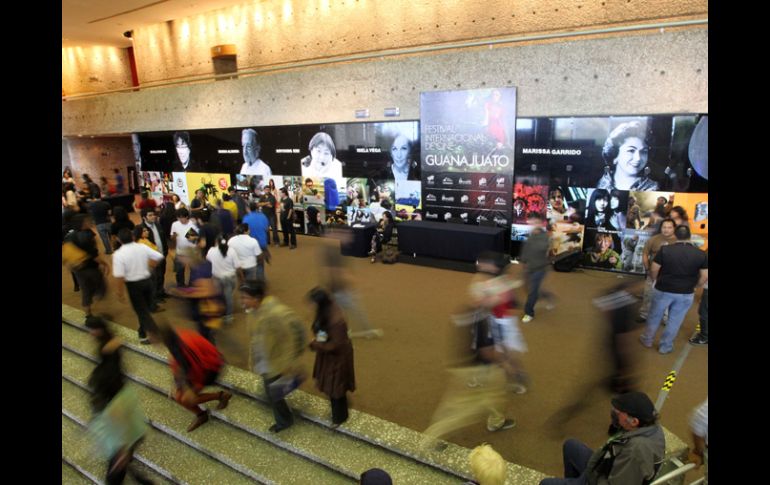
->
xmin=104 ymin=194 xmax=135 ymax=213
xmin=340 ymin=223 xmax=377 ymax=257
xmin=397 ymin=221 xmax=506 ymax=262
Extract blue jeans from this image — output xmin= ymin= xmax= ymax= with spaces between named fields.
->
xmin=641 ymin=289 xmax=695 ymax=353
xmin=215 ymin=275 xmax=236 ymax=317
xmin=242 ymin=266 xmax=258 ymax=282
xmin=96 ymin=222 xmax=112 ymax=254
xmin=539 ymin=438 xmax=592 ymax=484
xmin=524 ymin=269 xmax=550 ymax=317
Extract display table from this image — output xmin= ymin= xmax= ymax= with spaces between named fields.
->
xmin=104 ymin=194 xmax=135 ymax=213
xmin=341 ymin=223 xmax=377 ymax=257
xmin=396 ymin=220 xmax=505 ymax=262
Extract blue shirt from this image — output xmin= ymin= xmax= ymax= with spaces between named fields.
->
xmin=243 ymin=211 xmax=269 ymax=249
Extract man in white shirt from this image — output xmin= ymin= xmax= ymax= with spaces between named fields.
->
xmin=112 ymin=228 xmax=165 ymax=344
xmin=228 ymin=224 xmax=264 ymax=282
xmin=170 ymin=207 xmax=199 ymax=287
xmin=240 ymin=128 xmax=273 ymax=178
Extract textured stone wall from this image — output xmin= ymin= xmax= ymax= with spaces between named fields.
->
xmin=62 ymin=46 xmax=133 ymax=96
xmin=62 ymin=28 xmax=707 ymax=136
xmin=130 ymin=0 xmax=706 ymax=84
xmin=65 ymin=137 xmax=136 ymax=188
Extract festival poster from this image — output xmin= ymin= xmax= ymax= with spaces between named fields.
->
xmin=619 ymin=229 xmax=652 ymax=274
xmin=185 ymin=173 xmax=232 ymax=205
xmin=582 ymin=228 xmax=624 ymax=272
xmin=171 ymin=172 xmax=190 ymax=205
xmin=549 ymin=222 xmax=586 ymax=259
xmin=421 ymin=88 xmax=516 ymax=225
xmin=395 ymin=180 xmax=421 ymax=222
xmin=668 ymin=192 xmax=709 ymax=235
xmin=629 ymin=190 xmax=675 ymax=230
xmin=511 ymin=224 xmax=534 ymax=242
xmin=347 ymin=206 xmax=375 ymax=226
xmin=297 ymin=177 xmax=325 ymax=208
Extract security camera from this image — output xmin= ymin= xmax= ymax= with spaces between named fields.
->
xmin=123 ymin=31 xmax=133 ymax=39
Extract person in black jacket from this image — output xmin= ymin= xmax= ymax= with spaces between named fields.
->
xmin=138 ymin=208 xmax=169 ymax=302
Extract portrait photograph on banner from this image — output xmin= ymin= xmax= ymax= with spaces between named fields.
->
xmin=582 ymin=228 xmax=623 ymax=272
xmin=583 ymin=188 xmax=628 ymax=233
xmin=619 ymin=229 xmax=651 ymax=274
xmin=546 ymin=186 xmax=580 ymax=225
xmin=171 ymin=172 xmax=190 ymax=205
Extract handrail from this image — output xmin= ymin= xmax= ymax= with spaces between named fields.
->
xmin=63 ymin=18 xmax=707 ymax=101
xmin=649 ymin=461 xmax=696 ymax=485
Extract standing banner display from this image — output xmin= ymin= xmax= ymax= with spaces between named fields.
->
xmin=420 ymin=88 xmax=516 ymax=226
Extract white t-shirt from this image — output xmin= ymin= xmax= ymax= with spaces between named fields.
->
xmin=170 ymin=220 xmax=199 ymax=251
xmin=302 ymin=158 xmax=343 ymax=180
xmin=112 ymin=242 xmax=164 ymax=282
xmin=240 ymin=159 xmax=273 ymax=178
xmin=227 ymin=234 xmax=262 ymax=270
xmin=206 ymin=246 xmax=239 ymax=279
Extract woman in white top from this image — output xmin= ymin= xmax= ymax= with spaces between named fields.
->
xmin=206 ymin=236 xmax=239 ymax=321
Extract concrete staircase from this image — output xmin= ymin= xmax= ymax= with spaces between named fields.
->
xmin=61 ymin=304 xmax=549 ymax=484
xmin=62 ymin=303 xmax=689 ymax=484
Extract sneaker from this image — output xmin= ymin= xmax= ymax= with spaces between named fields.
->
xmin=139 ymin=337 xmax=151 ymax=345
xmin=365 ymin=329 xmax=384 ymax=339
xmin=488 ymin=418 xmax=516 ymax=432
xmin=636 ymin=316 xmax=647 ymax=323
xmin=689 ymin=334 xmax=708 ymax=345
xmin=658 ymin=347 xmax=673 ymax=355
xmin=639 ymin=336 xmax=652 ymax=348
xmin=521 ymin=315 xmax=533 ymax=323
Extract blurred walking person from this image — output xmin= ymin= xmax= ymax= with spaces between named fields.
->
xmin=147 ymin=323 xmax=231 ymax=432
xmin=63 ymin=214 xmax=109 ymax=318
xmin=168 ymin=247 xmax=224 ymax=344
xmin=112 ymin=228 xmax=164 ymax=344
xmin=228 ymin=223 xmax=263 ymax=283
xmin=308 ymin=287 xmax=356 ymax=428
xmin=240 ymin=280 xmax=307 ymax=433
xmin=85 ymin=316 xmax=152 ymax=484
xmin=206 ymin=235 xmax=239 ymax=323
xmin=520 ymin=213 xmax=555 ymax=323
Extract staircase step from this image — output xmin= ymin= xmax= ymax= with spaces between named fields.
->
xmin=63 ymin=380 xmax=259 ymax=485
xmin=61 ymin=457 xmax=97 ymax=484
xmin=62 ymin=309 xmax=549 ymax=483
xmin=63 ymin=345 xmax=460 ymax=483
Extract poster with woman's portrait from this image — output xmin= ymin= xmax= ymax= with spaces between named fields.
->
xmin=583 ymin=188 xmax=627 ymax=233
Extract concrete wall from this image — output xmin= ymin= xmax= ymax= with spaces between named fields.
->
xmin=129 ymin=0 xmax=706 ymax=84
xmin=64 ymin=137 xmax=136 ymax=189
xmin=62 ymin=28 xmax=707 ymax=137
xmin=62 ymin=46 xmax=133 ymax=96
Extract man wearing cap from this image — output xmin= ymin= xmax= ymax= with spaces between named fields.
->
xmin=640 ymin=225 xmax=708 ymax=354
xmin=540 ymin=391 xmax=665 ymax=485
xmin=239 ymin=280 xmax=306 ymax=433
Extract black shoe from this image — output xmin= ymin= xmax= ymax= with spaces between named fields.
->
xmin=689 ymin=334 xmax=708 ymax=345
xmin=139 ymin=338 xmax=151 ymax=345
xmin=269 ymin=423 xmax=292 ymax=433
xmin=635 ymin=316 xmax=646 ymax=323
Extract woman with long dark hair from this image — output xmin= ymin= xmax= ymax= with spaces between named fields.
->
xmin=308 ymin=287 xmax=355 ymax=428
xmin=585 ymin=189 xmax=612 ymax=229
xmin=368 ymin=211 xmax=394 ymax=263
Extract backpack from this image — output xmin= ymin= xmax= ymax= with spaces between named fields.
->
xmin=381 ymin=246 xmax=399 ymax=264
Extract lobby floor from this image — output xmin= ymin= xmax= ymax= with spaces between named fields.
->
xmin=62 ymin=223 xmax=707 ymax=478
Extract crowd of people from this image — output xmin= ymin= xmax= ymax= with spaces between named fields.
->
xmin=63 ymin=165 xmax=707 ymax=485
